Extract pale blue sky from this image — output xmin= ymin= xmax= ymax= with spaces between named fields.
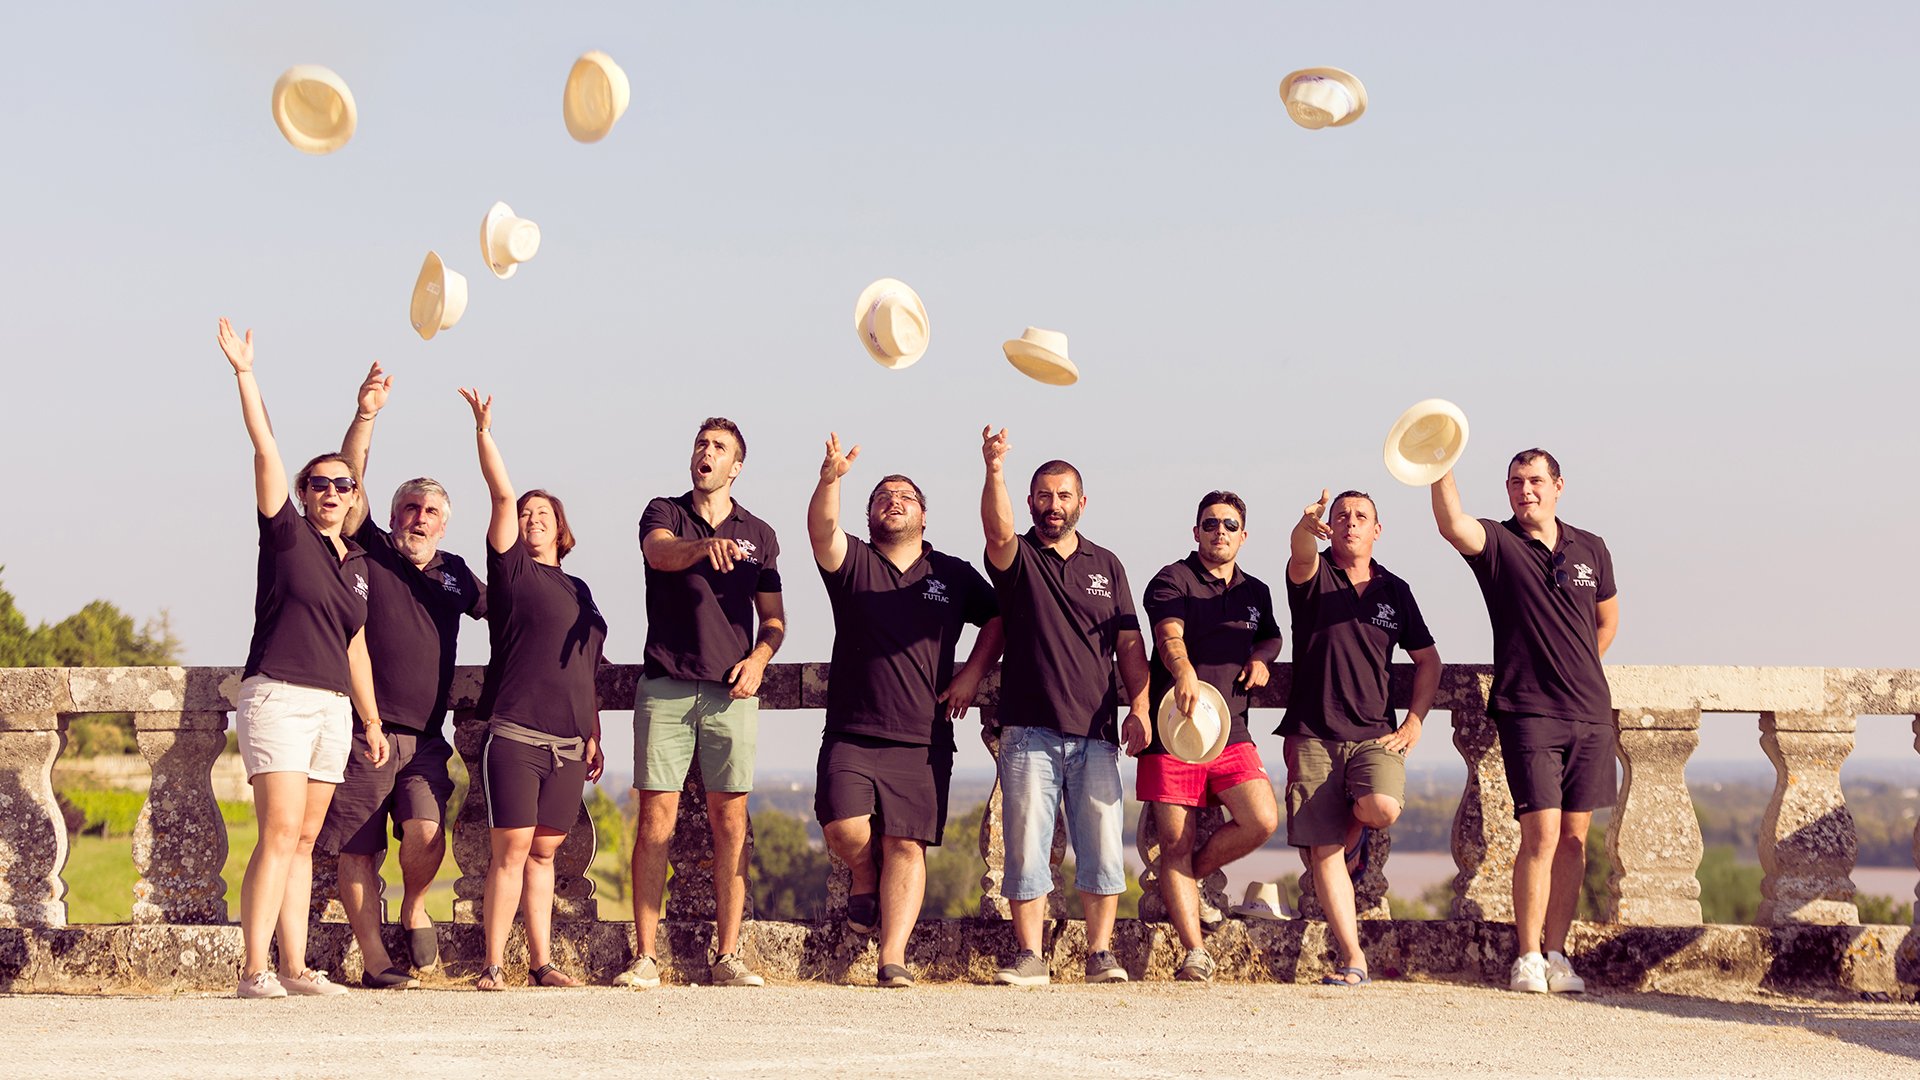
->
xmin=2 ymin=2 xmax=1915 ymax=776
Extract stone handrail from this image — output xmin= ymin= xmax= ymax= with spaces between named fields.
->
xmin=1 ymin=663 xmax=1916 ymax=938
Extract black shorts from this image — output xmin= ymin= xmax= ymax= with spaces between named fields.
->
xmin=482 ymin=734 xmax=588 ymax=832
xmin=316 ymin=729 xmax=455 ymax=855
xmin=1493 ymin=712 xmax=1618 ymax=819
xmin=813 ymin=733 xmax=953 ymax=846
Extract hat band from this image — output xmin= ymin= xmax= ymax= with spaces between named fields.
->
xmin=866 ymin=292 xmax=899 ymax=356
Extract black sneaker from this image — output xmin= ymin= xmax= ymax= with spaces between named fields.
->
xmin=362 ymin=966 xmax=419 ymax=990
xmin=847 ymin=892 xmax=879 ymax=934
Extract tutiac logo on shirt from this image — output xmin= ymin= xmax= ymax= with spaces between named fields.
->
xmin=1572 ymin=562 xmax=1596 ymax=587
xmin=1370 ymin=602 xmax=1398 ymax=631
xmin=732 ymin=538 xmax=762 ymax=564
xmin=352 ymin=573 xmax=369 ymax=601
xmin=922 ymin=578 xmax=949 ymax=604
xmin=1246 ymin=606 xmax=1262 ymax=632
xmin=1085 ymin=573 xmax=1113 ymax=598
xmin=439 ymin=570 xmax=462 ymax=594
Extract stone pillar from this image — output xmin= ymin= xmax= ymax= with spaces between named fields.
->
xmin=130 ymin=710 xmax=231 ymax=924
xmin=449 ymin=709 xmax=489 ymax=923
xmin=1606 ymin=708 xmax=1704 ymax=925
xmin=1448 ymin=701 xmax=1519 ymax=921
xmin=1297 ymin=828 xmax=1392 ymax=920
xmin=975 ymin=719 xmax=1068 ymax=920
xmin=664 ymin=758 xmax=754 ymax=921
xmin=0 ymin=701 xmax=67 ymax=928
xmin=552 ymin=798 xmax=599 ymax=921
xmin=1135 ymin=802 xmax=1230 ymax=923
xmin=1911 ymin=715 xmax=1919 ymax=928
xmin=1757 ymin=710 xmax=1859 ymax=926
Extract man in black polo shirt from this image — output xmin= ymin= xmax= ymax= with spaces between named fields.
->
xmin=1284 ymin=488 xmax=1441 ymax=987
xmin=979 ymin=426 xmax=1151 ymax=986
xmin=317 ymin=364 xmax=486 ymax=988
xmin=1433 ymin=449 xmax=1618 ymax=995
xmin=807 ymin=432 xmax=1004 ymax=988
xmin=622 ymin=417 xmax=785 ymax=990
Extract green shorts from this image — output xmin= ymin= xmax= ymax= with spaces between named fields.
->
xmin=1282 ymin=735 xmax=1406 ymax=848
xmin=632 ymin=675 xmax=758 ymax=793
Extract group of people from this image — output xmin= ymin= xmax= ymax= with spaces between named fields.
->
xmin=218 ymin=315 xmax=1618 ymax=998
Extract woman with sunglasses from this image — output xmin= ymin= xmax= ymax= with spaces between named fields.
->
xmin=218 ymin=318 xmax=390 ymax=999
xmin=458 ymin=388 xmax=606 ymax=991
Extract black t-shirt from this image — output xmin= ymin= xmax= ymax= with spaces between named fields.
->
xmin=476 ymin=542 xmax=607 ymax=739
xmin=243 ymin=499 xmax=369 ymax=695
xmin=986 ymin=529 xmax=1141 ymax=743
xmin=639 ymin=494 xmax=782 ymax=684
xmin=1281 ymin=553 xmax=1436 ymax=742
xmin=1142 ymin=554 xmax=1280 ymax=756
xmin=819 ymin=537 xmax=999 ymax=751
xmin=350 ymin=518 xmax=486 ymax=737
xmin=1465 ymin=517 xmax=1617 ymax=725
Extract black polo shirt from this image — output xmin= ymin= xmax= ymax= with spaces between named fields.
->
xmin=819 ymin=538 xmax=999 ymax=751
xmin=1465 ymin=517 xmax=1616 ymax=725
xmin=475 ymin=542 xmax=607 ymax=740
xmin=639 ymin=494 xmax=782 ymax=684
xmin=1281 ymin=554 xmax=1435 ymax=742
xmin=243 ymin=499 xmax=369 ymax=696
xmin=986 ymin=529 xmax=1141 ymax=743
xmin=1142 ymin=554 xmax=1280 ymax=756
xmin=350 ymin=518 xmax=486 ymax=738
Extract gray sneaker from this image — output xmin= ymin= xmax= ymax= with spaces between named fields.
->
xmin=993 ymin=949 xmax=1050 ymax=987
xmin=237 ymin=971 xmax=286 ymax=999
xmin=710 ymin=953 xmax=764 ymax=987
xmin=1085 ymin=949 xmax=1129 ymax=983
xmin=1175 ymin=946 xmax=1215 ymax=983
xmin=614 ymin=954 xmax=661 ymax=988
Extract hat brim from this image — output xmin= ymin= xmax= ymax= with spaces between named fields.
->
xmin=272 ymin=65 xmax=357 ymax=154
xmin=1003 ymin=342 xmax=1080 ymax=386
xmin=410 ymin=252 xmax=466 ymax=340
xmin=1155 ymin=682 xmax=1232 ymax=765
xmin=853 ymin=278 xmax=929 ymax=370
xmin=480 ymin=201 xmax=518 ymax=280
xmin=1280 ymin=67 xmax=1368 ymax=128
xmin=1383 ymin=398 xmax=1470 ymax=486
xmin=564 ymin=52 xmax=631 ymax=143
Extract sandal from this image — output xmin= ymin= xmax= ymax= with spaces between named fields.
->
xmin=476 ymin=965 xmax=506 ymax=991
xmin=1345 ymin=826 xmax=1374 ymax=886
xmin=530 ymin=962 xmax=580 ymax=987
xmin=1321 ymin=966 xmax=1371 ymax=986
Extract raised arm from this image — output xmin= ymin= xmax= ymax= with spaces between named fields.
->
xmin=1431 ymin=470 xmax=1487 ymax=556
xmin=807 ymin=431 xmax=859 ymax=572
xmin=218 ymin=318 xmax=287 ymax=516
xmin=980 ymin=426 xmax=1017 ymax=571
xmin=340 ymin=361 xmax=392 ymax=535
xmin=458 ymin=389 xmax=517 ymax=555
xmin=1289 ymin=488 xmax=1331 ymax=585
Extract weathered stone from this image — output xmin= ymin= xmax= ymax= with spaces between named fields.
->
xmin=448 ymin=709 xmax=490 ymax=923
xmin=68 ymin=666 xmax=189 ymax=714
xmin=1607 ymin=707 xmax=1704 ymax=925
xmin=0 ymin=707 xmax=67 ymax=929
xmin=664 ymin=754 xmax=754 ymax=921
xmin=1448 ymin=699 xmax=1518 ymax=921
xmin=974 ymin=721 xmax=1067 ymax=920
xmin=552 ymin=797 xmax=599 ymax=921
xmin=1135 ymin=801 xmax=1230 ymax=923
xmin=1297 ymin=827 xmax=1393 ymax=920
xmin=130 ymin=710 xmax=230 ymax=925
xmin=1757 ymin=711 xmax=1859 ymax=925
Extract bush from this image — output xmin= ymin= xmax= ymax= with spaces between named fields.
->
xmin=750 ymin=808 xmax=832 ymax=920
xmin=923 ymin=803 xmax=988 ymax=917
xmin=1855 ymin=893 xmax=1914 ymax=926
xmin=61 ymin=788 xmax=146 ymax=837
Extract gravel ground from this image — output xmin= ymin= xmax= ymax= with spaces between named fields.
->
xmin=2 ymin=978 xmax=1916 ymax=1078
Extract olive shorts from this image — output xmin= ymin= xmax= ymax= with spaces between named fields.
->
xmin=1283 ymin=735 xmax=1406 ymax=848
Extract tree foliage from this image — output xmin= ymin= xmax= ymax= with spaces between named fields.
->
xmin=750 ymin=808 xmax=833 ymax=920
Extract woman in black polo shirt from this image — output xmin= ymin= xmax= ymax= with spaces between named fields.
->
xmin=459 ymin=388 xmax=607 ymax=991
xmin=218 ymin=318 xmax=390 ymax=1000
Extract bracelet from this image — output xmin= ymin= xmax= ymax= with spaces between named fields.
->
xmin=356 ymin=412 xmax=376 ymax=422
xmin=477 ymin=428 xmax=490 ymax=434
xmin=362 ymin=717 xmax=382 ymax=728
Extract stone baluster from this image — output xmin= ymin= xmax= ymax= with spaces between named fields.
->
xmin=664 ymin=758 xmax=755 ymax=921
xmin=1606 ymin=707 xmax=1704 ymax=925
xmin=1757 ymin=710 xmax=1859 ymax=926
xmin=1135 ymin=803 xmax=1232 ymax=923
xmin=449 ymin=709 xmax=489 ymax=923
xmin=552 ymin=797 xmax=599 ymax=921
xmin=976 ymin=721 xmax=1008 ymax=919
xmin=0 ymin=670 xmax=69 ymax=928
xmin=130 ymin=710 xmax=231 ymax=924
xmin=1296 ymin=827 xmax=1392 ymax=920
xmin=1448 ymin=700 xmax=1519 ymax=921
xmin=1911 ymin=715 xmax=1919 ymax=928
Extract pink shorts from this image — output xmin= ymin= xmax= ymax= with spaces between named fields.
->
xmin=1135 ymin=742 xmax=1269 ymax=808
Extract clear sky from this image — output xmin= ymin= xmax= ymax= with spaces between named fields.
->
xmin=2 ymin=2 xmax=1915 ymax=777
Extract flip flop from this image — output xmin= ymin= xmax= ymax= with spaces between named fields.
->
xmin=1320 ymin=966 xmax=1371 ymax=986
xmin=1344 ymin=826 xmax=1374 ymax=886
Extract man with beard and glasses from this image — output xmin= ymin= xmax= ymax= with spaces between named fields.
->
xmin=1432 ymin=451 xmax=1618 ymax=994
xmin=806 ymin=433 xmax=1004 ymax=987
xmin=620 ymin=418 xmax=786 ymax=989
xmin=979 ymin=426 xmax=1151 ymax=986
xmin=317 ymin=363 xmax=485 ymax=989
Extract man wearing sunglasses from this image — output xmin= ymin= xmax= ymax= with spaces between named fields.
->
xmin=1432 ymin=449 xmax=1618 ymax=995
xmin=318 ymin=363 xmax=487 ymax=989
xmin=1139 ymin=491 xmax=1283 ymax=982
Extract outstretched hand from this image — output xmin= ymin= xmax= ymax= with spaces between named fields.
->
xmin=820 ymin=431 xmax=860 ymax=482
xmin=217 ymin=318 xmax=253 ymax=373
xmin=1301 ymin=488 xmax=1332 ymax=540
xmin=981 ymin=426 xmax=1010 ymax=471
xmin=457 ymin=387 xmax=492 ymax=431
xmin=357 ymin=362 xmax=393 ymax=417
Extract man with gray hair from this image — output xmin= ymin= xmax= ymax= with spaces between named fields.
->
xmin=317 ymin=363 xmax=486 ymax=988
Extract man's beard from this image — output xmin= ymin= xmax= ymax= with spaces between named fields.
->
xmin=692 ymin=468 xmax=727 ymax=493
xmin=1033 ymin=504 xmax=1081 ymax=539
xmin=870 ymin=515 xmax=922 ymax=545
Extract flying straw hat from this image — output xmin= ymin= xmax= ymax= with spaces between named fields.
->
xmin=1280 ymin=67 xmax=1367 ymax=130
xmin=1383 ymin=398 xmax=1471 ymax=486
xmin=1155 ymin=682 xmax=1231 ymax=765
xmin=270 ymin=65 xmax=357 ymax=154
xmin=563 ymin=51 xmax=631 ymax=143
xmin=409 ymin=252 xmax=468 ymax=341
xmin=1002 ymin=327 xmax=1080 ymax=386
xmin=853 ymin=279 xmax=930 ymax=369
xmin=480 ymin=202 xmax=542 ymax=280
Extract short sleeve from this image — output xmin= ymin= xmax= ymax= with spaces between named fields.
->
xmin=487 ymin=539 xmax=532 ymax=588
xmin=1593 ymin=536 xmax=1617 ymax=603
xmin=1463 ymin=517 xmax=1503 ymax=573
xmin=259 ymin=499 xmax=302 ymax=552
xmin=957 ymin=561 xmax=999 ymax=628
xmin=1142 ymin=565 xmax=1187 ymax=629
xmin=818 ymin=537 xmax=862 ymax=594
xmin=350 ymin=516 xmax=382 ymax=550
xmin=1397 ymin=581 xmax=1436 ymax=653
xmin=985 ymin=539 xmax=1026 ymax=590
xmin=1109 ymin=558 xmax=1141 ymax=633
xmin=638 ymin=498 xmax=679 ymax=548
xmin=1251 ymin=581 xmax=1282 ymax=643
xmin=461 ymin=559 xmax=488 ymax=620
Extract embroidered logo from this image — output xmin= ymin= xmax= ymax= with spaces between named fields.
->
xmin=352 ymin=573 xmax=369 ymax=601
xmin=732 ymin=538 xmax=760 ymax=563
xmin=1370 ymin=602 xmax=1398 ymax=631
xmin=439 ymin=570 xmax=461 ymax=593
xmin=922 ymin=578 xmax=950 ymax=604
xmin=1085 ymin=573 xmax=1113 ymax=599
xmin=1246 ymin=606 xmax=1262 ymax=632
xmin=1572 ymin=562 xmax=1596 ymax=587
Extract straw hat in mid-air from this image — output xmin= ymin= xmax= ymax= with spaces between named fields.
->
xmin=409 ymin=252 xmax=468 ymax=340
xmin=1155 ymin=682 xmax=1232 ymax=765
xmin=853 ymin=279 xmax=931 ymax=369
xmin=1383 ymin=398 xmax=1471 ymax=486
xmin=563 ymin=51 xmax=631 ymax=143
xmin=271 ymin=65 xmax=357 ymax=154
xmin=1280 ymin=67 xmax=1367 ymax=130
xmin=1002 ymin=327 xmax=1080 ymax=386
xmin=480 ymin=202 xmax=542 ymax=280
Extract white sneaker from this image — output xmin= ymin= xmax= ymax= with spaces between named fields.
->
xmin=280 ymin=968 xmax=351 ymax=996
xmin=1509 ymin=952 xmax=1548 ymax=993
xmin=237 ymin=971 xmax=286 ymax=999
xmin=1545 ymin=951 xmax=1586 ymax=993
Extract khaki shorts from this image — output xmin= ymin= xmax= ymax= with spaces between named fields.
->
xmin=1283 ymin=735 xmax=1406 ymax=848
xmin=633 ymin=674 xmax=757 ymax=793
xmin=234 ymin=675 xmax=351 ymax=784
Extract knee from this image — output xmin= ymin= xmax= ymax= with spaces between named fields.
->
xmin=1243 ymin=803 xmax=1281 ymax=842
xmin=1158 ymin=833 xmax=1196 ymax=865
xmin=402 ymin=820 xmax=443 ymax=850
xmin=1354 ymin=795 xmax=1400 ymax=829
xmin=525 ymin=848 xmax=557 ymax=870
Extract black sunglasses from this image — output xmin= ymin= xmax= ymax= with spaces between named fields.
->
xmin=304 ymin=476 xmax=359 ymax=494
xmin=1548 ymin=551 xmax=1569 ymax=590
xmin=1200 ymin=517 xmax=1242 ymax=533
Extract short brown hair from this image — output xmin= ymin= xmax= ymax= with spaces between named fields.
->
xmin=1030 ymin=459 xmax=1083 ymax=496
xmin=1509 ymin=448 xmax=1561 ymax=480
xmin=869 ymin=474 xmax=927 ymax=511
xmin=1195 ymin=490 xmax=1246 ymax=526
xmin=1331 ymin=490 xmax=1377 ymax=521
xmin=517 ymin=489 xmax=576 ymax=561
xmin=697 ymin=417 xmax=746 ymax=461
xmin=292 ymin=452 xmax=362 ymax=517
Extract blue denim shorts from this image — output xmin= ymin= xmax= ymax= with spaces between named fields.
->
xmin=997 ymin=725 xmax=1126 ymax=899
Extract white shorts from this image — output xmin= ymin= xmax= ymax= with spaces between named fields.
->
xmin=235 ymin=675 xmax=351 ymax=784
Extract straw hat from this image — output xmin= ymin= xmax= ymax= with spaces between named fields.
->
xmin=1231 ymin=881 xmax=1295 ymax=921
xmin=409 ymin=252 xmax=468 ymax=341
xmin=853 ymin=279 xmax=930 ymax=369
xmin=271 ymin=65 xmax=357 ymax=154
xmin=1155 ymin=682 xmax=1231 ymax=765
xmin=563 ymin=51 xmax=631 ymax=143
xmin=1383 ymin=398 xmax=1471 ymax=486
xmin=480 ymin=202 xmax=542 ymax=280
xmin=1280 ymin=67 xmax=1367 ymax=130
xmin=1002 ymin=327 xmax=1080 ymax=386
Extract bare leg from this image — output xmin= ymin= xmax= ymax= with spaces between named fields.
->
xmin=1082 ymin=892 xmax=1119 ymax=953
xmin=821 ymin=816 xmax=878 ymax=896
xmin=337 ymin=850 xmax=395 ymax=973
xmin=483 ymin=826 xmax=533 ymax=987
xmin=274 ymin=779 xmax=335 ymax=979
xmin=522 ymin=826 xmax=575 ymax=984
xmin=1010 ymin=896 xmax=1047 ymax=954
xmin=1152 ymin=802 xmax=1204 ymax=950
xmin=707 ymin=791 xmax=750 ymax=956
xmin=1544 ymin=810 xmax=1592 ymax=955
xmin=877 ymin=836 xmax=927 ymax=968
xmin=395 ymin=817 xmax=444 ymax=932
xmin=1351 ymin=792 xmax=1401 ymax=832
xmin=240 ymin=771 xmax=310 ymax=978
xmin=630 ymin=789 xmax=679 ymax=959
xmin=1514 ymin=808 xmax=1563 ymax=955
xmin=1193 ymin=780 xmax=1281 ymax=881
xmin=1307 ymin=843 xmax=1365 ymax=981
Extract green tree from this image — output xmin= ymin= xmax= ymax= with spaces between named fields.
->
xmin=924 ymin=803 xmax=988 ymax=917
xmin=585 ymin=786 xmax=633 ymax=903
xmin=749 ymin=808 xmax=832 ymax=920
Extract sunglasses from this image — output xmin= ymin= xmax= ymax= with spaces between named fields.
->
xmin=304 ymin=476 xmax=359 ymax=494
xmin=1200 ymin=517 xmax=1242 ymax=533
xmin=1548 ymin=551 xmax=1569 ymax=590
